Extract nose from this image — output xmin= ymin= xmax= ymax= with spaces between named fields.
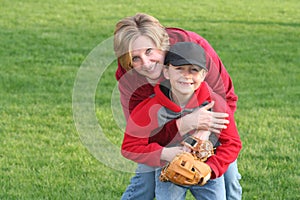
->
xmin=141 ymin=55 xmax=152 ymax=68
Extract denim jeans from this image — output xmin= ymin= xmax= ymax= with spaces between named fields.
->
xmin=121 ymin=164 xmax=155 ymax=200
xmin=155 ymin=168 xmax=225 ymax=200
xmin=224 ymin=159 xmax=242 ymax=200
xmin=121 ymin=161 xmax=242 ymax=200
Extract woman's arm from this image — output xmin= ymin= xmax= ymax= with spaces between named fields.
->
xmin=205 ymin=108 xmax=242 ymax=179
xmin=148 ymin=101 xmax=229 ymax=146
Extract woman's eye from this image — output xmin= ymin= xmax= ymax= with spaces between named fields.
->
xmin=146 ymin=48 xmax=152 ymax=54
xmin=132 ymin=56 xmax=140 ymax=62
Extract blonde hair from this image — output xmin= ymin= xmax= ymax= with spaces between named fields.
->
xmin=114 ymin=13 xmax=170 ymax=71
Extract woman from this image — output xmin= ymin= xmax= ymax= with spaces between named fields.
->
xmin=114 ymin=13 xmax=242 ymax=200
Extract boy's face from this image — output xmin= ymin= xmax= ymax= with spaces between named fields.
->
xmin=163 ymin=64 xmax=206 ymax=97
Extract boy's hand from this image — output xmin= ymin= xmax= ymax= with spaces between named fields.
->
xmin=160 ymin=152 xmax=212 ymax=186
xmin=161 ymin=146 xmax=184 ymax=162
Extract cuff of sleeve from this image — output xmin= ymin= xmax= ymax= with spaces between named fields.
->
xmin=206 ymin=161 xmax=219 ymax=179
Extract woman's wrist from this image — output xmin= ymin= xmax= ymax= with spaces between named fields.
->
xmin=176 ymin=115 xmax=194 ymax=136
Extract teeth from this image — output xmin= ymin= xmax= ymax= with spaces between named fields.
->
xmin=179 ymin=82 xmax=193 ymax=85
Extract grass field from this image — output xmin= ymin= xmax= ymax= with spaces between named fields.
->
xmin=1 ymin=0 xmax=299 ymax=199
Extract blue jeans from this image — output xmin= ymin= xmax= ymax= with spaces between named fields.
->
xmin=224 ymin=159 xmax=242 ymax=200
xmin=121 ymin=164 xmax=155 ymax=200
xmin=121 ymin=161 xmax=242 ymax=200
xmin=155 ymin=168 xmax=225 ymax=200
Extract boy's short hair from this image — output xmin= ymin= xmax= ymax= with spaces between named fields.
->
xmin=164 ymin=42 xmax=207 ymax=71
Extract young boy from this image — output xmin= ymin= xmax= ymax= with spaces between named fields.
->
xmin=122 ymin=42 xmax=242 ymax=200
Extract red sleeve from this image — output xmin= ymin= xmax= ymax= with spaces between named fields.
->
xmin=121 ymin=134 xmax=164 ymax=167
xmin=205 ymin=108 xmax=242 ymax=179
xmin=121 ymin=99 xmax=165 ymax=167
xmin=148 ymin=120 xmax=182 ymax=146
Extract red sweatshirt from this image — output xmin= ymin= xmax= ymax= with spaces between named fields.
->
xmin=122 ymin=81 xmax=242 ymax=179
xmin=115 ymin=27 xmax=238 ymax=145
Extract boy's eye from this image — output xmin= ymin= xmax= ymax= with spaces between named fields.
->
xmin=174 ymin=66 xmax=183 ymax=70
xmin=191 ymin=67 xmax=200 ymax=72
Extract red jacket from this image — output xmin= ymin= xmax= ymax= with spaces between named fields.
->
xmin=122 ymin=81 xmax=242 ymax=179
xmin=115 ymin=27 xmax=238 ymax=145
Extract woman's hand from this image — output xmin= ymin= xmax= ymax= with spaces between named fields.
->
xmin=160 ymin=146 xmax=184 ymax=162
xmin=176 ymin=101 xmax=229 ymax=135
xmin=193 ymin=130 xmax=211 ymax=140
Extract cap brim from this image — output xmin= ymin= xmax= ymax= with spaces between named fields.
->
xmin=169 ymin=59 xmax=207 ymax=71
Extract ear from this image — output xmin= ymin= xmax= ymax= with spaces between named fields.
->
xmin=200 ymin=70 xmax=207 ymax=81
xmin=163 ymin=66 xmax=170 ymax=80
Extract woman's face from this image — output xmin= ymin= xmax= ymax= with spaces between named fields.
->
xmin=131 ymin=36 xmax=165 ymax=83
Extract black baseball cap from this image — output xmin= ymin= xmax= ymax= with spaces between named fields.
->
xmin=164 ymin=42 xmax=207 ymax=71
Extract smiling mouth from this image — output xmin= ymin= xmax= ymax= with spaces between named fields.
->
xmin=179 ymin=81 xmax=193 ymax=86
xmin=145 ymin=63 xmax=157 ymax=72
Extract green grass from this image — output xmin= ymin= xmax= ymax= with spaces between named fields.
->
xmin=1 ymin=0 xmax=299 ymax=199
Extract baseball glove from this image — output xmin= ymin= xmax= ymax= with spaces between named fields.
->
xmin=181 ymin=136 xmax=214 ymax=161
xmin=159 ymin=136 xmax=214 ymax=186
xmin=159 ymin=152 xmax=211 ymax=186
